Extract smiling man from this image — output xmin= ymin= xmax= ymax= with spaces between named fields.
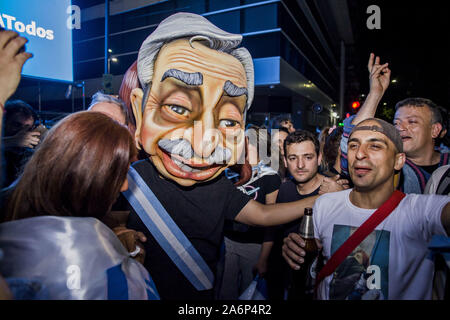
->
xmin=392 ymin=98 xmax=449 ymax=193
xmin=282 ymin=118 xmax=450 ymax=300
xmin=117 ymin=13 xmax=319 ymax=300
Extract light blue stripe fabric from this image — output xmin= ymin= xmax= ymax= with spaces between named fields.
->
xmin=123 ymin=167 xmax=214 ymax=291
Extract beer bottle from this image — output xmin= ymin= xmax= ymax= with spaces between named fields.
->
xmin=289 ymin=207 xmax=321 ymax=300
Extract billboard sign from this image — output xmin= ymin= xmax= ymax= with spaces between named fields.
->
xmin=0 ymin=0 xmax=73 ymax=82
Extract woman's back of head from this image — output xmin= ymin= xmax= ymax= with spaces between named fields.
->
xmin=5 ymin=111 xmax=137 ymax=222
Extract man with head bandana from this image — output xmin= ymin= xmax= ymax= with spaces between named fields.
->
xmin=115 ymin=13 xmax=341 ymax=300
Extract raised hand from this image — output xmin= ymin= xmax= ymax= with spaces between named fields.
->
xmin=368 ymin=53 xmax=391 ymax=96
xmin=0 ymin=30 xmax=33 ymax=105
xmin=352 ymin=53 xmax=392 ymax=125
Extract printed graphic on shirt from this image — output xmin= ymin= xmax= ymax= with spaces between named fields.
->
xmin=329 ymin=225 xmax=390 ymax=300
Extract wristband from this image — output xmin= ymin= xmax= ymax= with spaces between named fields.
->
xmin=129 ymin=246 xmax=141 ymax=257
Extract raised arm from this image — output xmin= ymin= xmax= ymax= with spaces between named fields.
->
xmin=0 ymin=30 xmax=33 ymax=149
xmin=352 ymin=53 xmax=391 ymax=125
xmin=340 ymin=53 xmax=391 ymax=176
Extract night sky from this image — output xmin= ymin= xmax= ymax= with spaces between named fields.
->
xmin=347 ymin=0 xmax=449 ymax=117
xmin=15 ymin=0 xmax=450 ymax=120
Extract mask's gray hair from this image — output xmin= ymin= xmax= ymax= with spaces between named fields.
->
xmin=137 ymin=12 xmax=254 ymax=114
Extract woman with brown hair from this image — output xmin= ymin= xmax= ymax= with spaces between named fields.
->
xmin=5 ymin=111 xmax=134 ymax=221
xmin=0 ymin=111 xmax=159 ymax=300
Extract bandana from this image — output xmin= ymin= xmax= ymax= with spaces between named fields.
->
xmin=349 ymin=118 xmax=403 ymax=153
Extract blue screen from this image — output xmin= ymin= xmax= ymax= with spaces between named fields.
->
xmin=0 ymin=0 xmax=73 ymax=82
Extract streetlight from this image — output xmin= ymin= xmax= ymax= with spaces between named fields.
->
xmin=107 ymin=56 xmax=118 ymax=74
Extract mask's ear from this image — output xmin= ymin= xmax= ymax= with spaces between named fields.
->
xmin=130 ymin=88 xmax=144 ymax=150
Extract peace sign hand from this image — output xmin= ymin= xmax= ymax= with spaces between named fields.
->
xmin=368 ymin=53 xmax=391 ymax=96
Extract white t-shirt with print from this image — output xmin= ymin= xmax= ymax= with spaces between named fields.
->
xmin=313 ymin=189 xmax=449 ymax=300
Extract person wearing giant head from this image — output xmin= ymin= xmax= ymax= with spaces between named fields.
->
xmin=130 ymin=13 xmax=253 ymax=186
xmin=120 ymin=12 xmax=344 ymax=300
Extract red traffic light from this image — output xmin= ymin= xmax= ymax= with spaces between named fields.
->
xmin=351 ymin=101 xmax=361 ymax=109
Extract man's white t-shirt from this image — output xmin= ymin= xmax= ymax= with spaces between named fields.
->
xmin=313 ymin=189 xmax=449 ymax=300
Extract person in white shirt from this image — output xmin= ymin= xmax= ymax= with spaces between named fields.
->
xmin=282 ymin=118 xmax=450 ymax=300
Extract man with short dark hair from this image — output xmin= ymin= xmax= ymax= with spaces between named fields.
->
xmin=265 ymin=130 xmax=346 ymax=299
xmin=394 ymin=97 xmax=444 ymax=158
xmin=283 ymin=118 xmax=450 ymax=299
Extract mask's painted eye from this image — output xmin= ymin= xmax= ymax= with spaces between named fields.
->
xmin=219 ymin=119 xmax=240 ymax=128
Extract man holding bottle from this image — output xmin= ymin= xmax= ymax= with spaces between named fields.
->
xmin=265 ymin=130 xmax=346 ymax=300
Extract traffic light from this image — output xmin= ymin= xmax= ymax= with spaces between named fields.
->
xmin=351 ymin=101 xmax=361 ymax=109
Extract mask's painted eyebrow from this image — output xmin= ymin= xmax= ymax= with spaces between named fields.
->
xmin=223 ymin=80 xmax=248 ymax=98
xmin=161 ymin=69 xmax=203 ymax=86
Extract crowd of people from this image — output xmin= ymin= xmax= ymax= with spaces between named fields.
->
xmin=0 ymin=12 xmax=448 ymax=301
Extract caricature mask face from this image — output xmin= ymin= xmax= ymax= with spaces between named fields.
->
xmin=131 ymin=39 xmax=248 ymax=186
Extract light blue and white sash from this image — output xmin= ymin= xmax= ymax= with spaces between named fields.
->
xmin=0 ymin=216 xmax=159 ymax=300
xmin=123 ymin=167 xmax=214 ymax=291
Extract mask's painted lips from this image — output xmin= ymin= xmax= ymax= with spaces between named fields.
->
xmin=158 ymin=147 xmax=223 ymax=181
xmin=169 ymin=153 xmax=220 ymax=169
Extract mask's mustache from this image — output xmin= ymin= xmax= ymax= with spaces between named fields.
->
xmin=158 ymin=138 xmax=232 ymax=164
